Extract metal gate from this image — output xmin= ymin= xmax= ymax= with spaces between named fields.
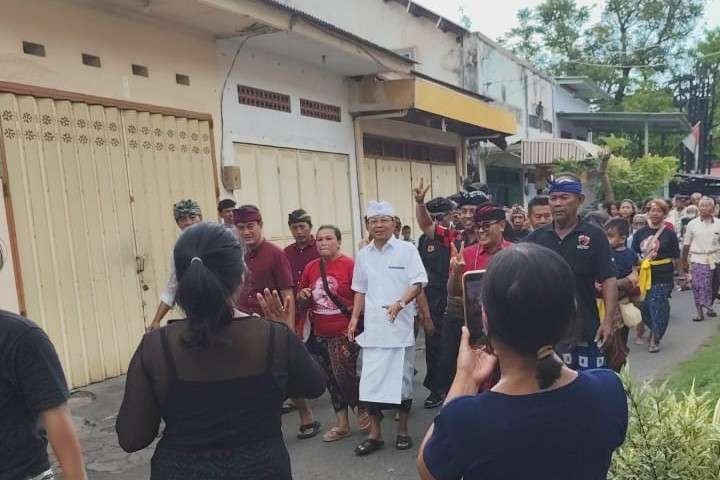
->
xmin=0 ymin=92 xmax=217 ymax=387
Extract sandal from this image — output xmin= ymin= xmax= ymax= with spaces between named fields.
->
xmin=692 ymin=317 xmax=705 ymax=322
xmin=648 ymin=344 xmax=660 ymax=353
xmin=323 ymin=427 xmax=351 ymax=442
xmin=395 ymin=434 xmax=413 ymax=450
xmin=634 ymin=337 xmax=646 ymax=345
xmin=354 ymin=438 xmax=385 ymax=456
xmin=297 ymin=421 xmax=321 ymax=440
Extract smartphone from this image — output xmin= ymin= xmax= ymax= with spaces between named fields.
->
xmin=462 ymin=269 xmax=486 ymax=346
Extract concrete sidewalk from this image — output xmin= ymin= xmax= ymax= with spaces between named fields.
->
xmin=57 ymin=290 xmax=719 ymax=479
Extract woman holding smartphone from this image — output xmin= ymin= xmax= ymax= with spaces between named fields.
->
xmin=418 ymin=243 xmax=628 ymax=480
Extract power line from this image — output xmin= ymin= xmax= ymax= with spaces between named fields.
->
xmin=563 ymin=50 xmax=720 ymax=69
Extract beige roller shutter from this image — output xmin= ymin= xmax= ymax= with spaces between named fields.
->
xmin=0 ymin=93 xmax=217 ymax=387
xmin=233 ymin=143 xmax=354 ymax=253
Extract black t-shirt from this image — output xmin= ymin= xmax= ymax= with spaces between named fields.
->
xmin=0 ymin=310 xmax=69 ymax=480
xmin=631 ymin=227 xmax=680 ymax=285
xmin=525 ymin=220 xmax=617 ymax=343
xmin=611 ymin=247 xmax=638 ymax=279
xmin=418 ymin=233 xmax=450 ymax=291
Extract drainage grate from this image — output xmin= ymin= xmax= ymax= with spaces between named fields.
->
xmin=237 ymin=85 xmax=290 ymax=113
xmin=300 ymin=98 xmax=341 ymax=122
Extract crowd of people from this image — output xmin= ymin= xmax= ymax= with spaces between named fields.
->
xmin=4 ymin=173 xmax=717 ymax=480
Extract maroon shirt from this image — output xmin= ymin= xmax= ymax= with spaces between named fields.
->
xmin=237 ymin=239 xmax=294 ymax=315
xmin=284 ymin=238 xmax=320 ymax=285
xmin=284 ymin=238 xmax=320 ymax=327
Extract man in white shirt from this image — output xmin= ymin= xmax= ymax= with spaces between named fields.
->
xmin=667 ymin=195 xmax=689 ymax=232
xmin=682 ymin=196 xmax=720 ymax=322
xmin=349 ymin=201 xmax=428 ymax=456
xmin=148 ymin=199 xmax=203 ymax=331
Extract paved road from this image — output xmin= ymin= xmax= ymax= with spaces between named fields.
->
xmin=60 ymin=289 xmax=719 ymax=480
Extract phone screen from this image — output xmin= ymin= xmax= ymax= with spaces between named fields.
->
xmin=462 ymin=269 xmax=486 ymax=345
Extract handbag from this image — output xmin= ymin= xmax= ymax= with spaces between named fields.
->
xmin=619 ymin=298 xmax=642 ymax=328
xmin=319 ymin=258 xmax=362 ymax=333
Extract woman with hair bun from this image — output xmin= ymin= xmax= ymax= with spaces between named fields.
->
xmin=418 ymin=243 xmax=628 ymax=480
xmin=116 ymin=222 xmax=326 ymax=479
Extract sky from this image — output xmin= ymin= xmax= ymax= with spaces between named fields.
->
xmin=419 ymin=0 xmax=720 ymax=43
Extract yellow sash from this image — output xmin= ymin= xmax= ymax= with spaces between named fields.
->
xmin=638 ymin=258 xmax=673 ymax=298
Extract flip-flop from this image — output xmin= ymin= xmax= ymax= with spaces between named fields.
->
xmin=395 ymin=434 xmax=413 ymax=450
xmin=648 ymin=344 xmax=660 ymax=353
xmin=692 ymin=317 xmax=704 ymax=322
xmin=297 ymin=421 xmax=321 ymax=440
xmin=323 ymin=427 xmax=351 ymax=442
xmin=634 ymin=338 xmax=646 ymax=345
xmin=354 ymin=438 xmax=385 ymax=456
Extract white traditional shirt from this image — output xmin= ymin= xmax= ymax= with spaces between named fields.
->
xmin=667 ymin=207 xmax=686 ymax=232
xmin=684 ymin=217 xmax=720 ymax=266
xmin=159 ymin=253 xmax=177 ymax=306
xmin=352 ymin=235 xmax=428 ymax=348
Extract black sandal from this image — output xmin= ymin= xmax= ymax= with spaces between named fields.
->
xmin=395 ymin=434 xmax=413 ymax=450
xmin=354 ymin=438 xmax=385 ymax=456
xmin=297 ymin=421 xmax=321 ymax=440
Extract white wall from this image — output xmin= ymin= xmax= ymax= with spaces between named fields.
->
xmin=217 ymin=37 xmax=361 ymax=237
xmin=218 ymin=38 xmax=356 ymax=163
xmin=474 ymin=35 xmax=555 ymax=144
xmin=555 ymin=86 xmax=590 ymax=139
xmin=282 ymin=0 xmax=463 ymax=86
xmin=0 ymin=0 xmax=221 ymax=128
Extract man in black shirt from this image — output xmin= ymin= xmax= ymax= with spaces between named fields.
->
xmin=0 ymin=310 xmax=86 ymax=480
xmin=417 ymin=197 xmax=455 ymax=408
xmin=525 ymin=174 xmax=618 ymax=370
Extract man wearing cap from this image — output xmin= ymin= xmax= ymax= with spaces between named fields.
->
xmin=414 ymin=179 xmax=488 ymax=250
xmin=233 ymin=205 xmax=295 ymax=326
xmin=281 ymin=209 xmax=322 ymax=438
xmin=148 ymin=199 xmax=203 ymax=331
xmin=525 ymin=173 xmax=618 ymax=371
xmin=439 ymin=204 xmax=512 ymax=393
xmin=417 ymin=197 xmax=455 ymax=409
xmin=349 ymin=201 xmax=428 ymax=456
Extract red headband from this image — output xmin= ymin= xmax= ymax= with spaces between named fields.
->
xmin=233 ymin=206 xmax=262 ymax=224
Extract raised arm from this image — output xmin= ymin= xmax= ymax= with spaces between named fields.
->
xmin=414 ymin=178 xmax=435 ymax=238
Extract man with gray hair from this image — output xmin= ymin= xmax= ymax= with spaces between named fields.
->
xmin=349 ymin=201 xmax=428 ymax=456
xmin=148 ymin=199 xmax=203 ymax=331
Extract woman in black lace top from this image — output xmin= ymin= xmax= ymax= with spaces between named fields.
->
xmin=116 ymin=222 xmax=326 ymax=480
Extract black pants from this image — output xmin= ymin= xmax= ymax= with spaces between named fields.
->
xmin=364 ymin=399 xmax=413 ymax=417
xmin=437 ymin=298 xmax=464 ymax=395
xmin=423 ymin=286 xmax=447 ymax=395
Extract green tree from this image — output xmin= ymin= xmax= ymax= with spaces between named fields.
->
xmin=606 ymin=154 xmax=678 ymax=202
xmin=502 ymin=0 xmax=705 ymax=105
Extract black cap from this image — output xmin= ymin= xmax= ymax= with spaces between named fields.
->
xmin=455 ymin=190 xmax=490 ymax=207
xmin=426 ymin=197 xmax=455 ymax=214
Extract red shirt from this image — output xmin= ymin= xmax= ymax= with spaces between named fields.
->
xmin=298 ymin=255 xmax=355 ymax=337
xmin=237 ymin=240 xmax=294 ymax=315
xmin=435 ymin=224 xmax=476 ymax=248
xmin=462 ymin=240 xmax=512 ymax=272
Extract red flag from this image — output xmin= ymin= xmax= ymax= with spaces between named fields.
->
xmin=683 ymin=122 xmax=701 ymax=171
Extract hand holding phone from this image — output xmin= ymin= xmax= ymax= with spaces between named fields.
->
xmin=462 ymin=270 xmax=487 ymax=347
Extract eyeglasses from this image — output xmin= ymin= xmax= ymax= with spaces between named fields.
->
xmin=476 ymin=220 xmax=500 ymax=231
xmin=430 ymin=213 xmax=447 ymax=221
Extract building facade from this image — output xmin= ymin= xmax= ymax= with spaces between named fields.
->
xmin=0 ymin=0 xmax=516 ymax=387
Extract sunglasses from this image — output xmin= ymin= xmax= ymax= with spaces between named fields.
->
xmin=476 ymin=220 xmax=501 ymax=231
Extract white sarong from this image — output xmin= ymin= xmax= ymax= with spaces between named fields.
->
xmin=358 ymin=346 xmax=414 ymax=405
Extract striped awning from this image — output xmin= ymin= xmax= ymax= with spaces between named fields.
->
xmin=521 ymin=139 xmax=604 ymax=165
